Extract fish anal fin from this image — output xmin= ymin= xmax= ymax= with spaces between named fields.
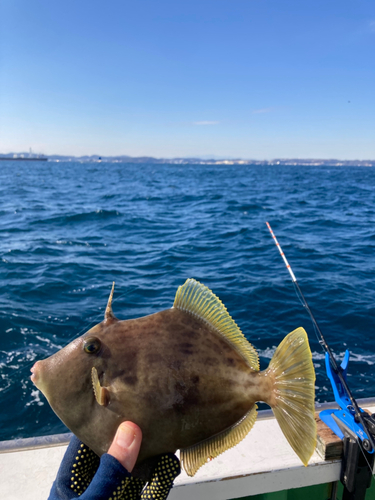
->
xmin=180 ymin=405 xmax=258 ymax=477
xmin=266 ymin=327 xmax=317 ymax=466
xmin=174 ymin=279 xmax=259 ymax=371
xmin=91 ymin=367 xmax=109 ymax=406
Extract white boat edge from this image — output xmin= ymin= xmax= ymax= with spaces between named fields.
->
xmin=1 ymin=399 xmax=374 ymax=500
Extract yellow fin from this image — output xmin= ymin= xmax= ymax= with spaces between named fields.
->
xmin=104 ymin=282 xmax=117 ymax=321
xmin=267 ymin=327 xmax=316 ymax=466
xmin=174 ymin=279 xmax=259 ymax=371
xmin=91 ymin=367 xmax=109 ymax=406
xmin=180 ymin=405 xmax=258 ymax=477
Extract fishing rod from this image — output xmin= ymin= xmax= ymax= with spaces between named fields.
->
xmin=266 ymin=222 xmax=375 ymax=499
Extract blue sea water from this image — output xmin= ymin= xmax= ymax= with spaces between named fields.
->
xmin=0 ymin=161 xmax=374 ymax=442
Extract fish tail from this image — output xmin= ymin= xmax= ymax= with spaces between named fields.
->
xmin=265 ymin=327 xmax=316 ymax=466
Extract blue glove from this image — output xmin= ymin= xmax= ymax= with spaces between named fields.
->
xmin=49 ymin=435 xmax=180 ymax=500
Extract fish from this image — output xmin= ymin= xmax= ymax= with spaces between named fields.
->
xmin=31 ymin=278 xmax=317 ymax=477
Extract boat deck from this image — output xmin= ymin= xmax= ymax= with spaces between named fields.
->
xmin=1 ymin=402 xmax=374 ymax=500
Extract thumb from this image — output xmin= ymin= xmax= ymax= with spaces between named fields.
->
xmin=108 ymin=421 xmax=142 ymax=472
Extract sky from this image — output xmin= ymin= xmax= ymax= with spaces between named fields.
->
xmin=0 ymin=0 xmax=374 ymax=159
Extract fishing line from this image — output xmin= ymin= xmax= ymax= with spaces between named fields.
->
xmin=357 ymin=437 xmax=375 ymax=478
xmin=328 ymin=404 xmax=375 ymax=480
xmin=291 ymin=281 xmax=328 ymax=353
xmin=337 ymin=404 xmax=375 ymax=479
xmin=266 ymin=221 xmax=375 ymax=455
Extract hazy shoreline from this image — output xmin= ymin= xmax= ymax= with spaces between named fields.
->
xmin=1 ymin=153 xmax=374 ymax=167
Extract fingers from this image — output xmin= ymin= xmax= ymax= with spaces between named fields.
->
xmin=140 ymin=454 xmax=181 ymax=500
xmin=108 ymin=421 xmax=142 ymax=472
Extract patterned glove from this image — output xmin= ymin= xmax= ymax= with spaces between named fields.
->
xmin=49 ymin=435 xmax=180 ymax=500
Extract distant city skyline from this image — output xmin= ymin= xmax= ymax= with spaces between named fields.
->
xmin=1 ymin=0 xmax=374 ymax=159
xmin=2 ymin=151 xmax=374 ymax=167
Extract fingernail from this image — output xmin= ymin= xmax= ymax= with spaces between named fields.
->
xmin=116 ymin=423 xmax=136 ymax=449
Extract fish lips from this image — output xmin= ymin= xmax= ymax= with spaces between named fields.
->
xmin=30 ymin=361 xmax=41 ymax=386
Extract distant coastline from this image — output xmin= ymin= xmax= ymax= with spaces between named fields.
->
xmin=0 ymin=156 xmax=47 ymax=161
xmin=0 ymin=153 xmax=374 ymax=167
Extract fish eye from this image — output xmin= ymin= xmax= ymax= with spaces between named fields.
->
xmin=83 ymin=337 xmax=101 ymax=355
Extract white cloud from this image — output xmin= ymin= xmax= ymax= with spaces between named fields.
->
xmin=193 ymin=121 xmax=220 ymax=125
xmin=252 ymin=107 xmax=275 ymax=114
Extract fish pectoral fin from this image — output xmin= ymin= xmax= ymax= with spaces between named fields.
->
xmin=180 ymin=405 xmax=258 ymax=477
xmin=91 ymin=367 xmax=109 ymax=406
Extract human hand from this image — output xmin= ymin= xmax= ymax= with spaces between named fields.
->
xmin=48 ymin=422 xmax=180 ymax=500
xmin=107 ymin=421 xmax=142 ymax=473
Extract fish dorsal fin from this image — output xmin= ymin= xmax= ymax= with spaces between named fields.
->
xmin=181 ymin=405 xmax=258 ymax=476
xmin=104 ymin=282 xmax=118 ymax=322
xmin=174 ymin=279 xmax=259 ymax=371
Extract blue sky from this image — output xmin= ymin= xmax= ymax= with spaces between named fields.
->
xmin=1 ymin=0 xmax=374 ymax=159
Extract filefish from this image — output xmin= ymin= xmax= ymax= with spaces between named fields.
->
xmin=31 ymin=279 xmax=317 ymax=477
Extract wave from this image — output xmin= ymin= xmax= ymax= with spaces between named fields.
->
xmin=1 ymin=161 xmax=375 ymax=439
xmin=31 ymin=209 xmax=121 ymax=226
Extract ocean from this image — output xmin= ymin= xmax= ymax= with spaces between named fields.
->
xmin=0 ymin=161 xmax=374 ymax=442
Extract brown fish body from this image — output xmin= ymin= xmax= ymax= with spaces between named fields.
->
xmin=35 ymin=308 xmax=267 ymax=462
xmin=31 ymin=279 xmax=316 ymax=477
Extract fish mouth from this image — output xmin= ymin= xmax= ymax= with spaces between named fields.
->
xmin=30 ymin=362 xmax=40 ymax=386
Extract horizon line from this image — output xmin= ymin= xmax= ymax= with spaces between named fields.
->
xmin=1 ymin=152 xmax=375 ymax=163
